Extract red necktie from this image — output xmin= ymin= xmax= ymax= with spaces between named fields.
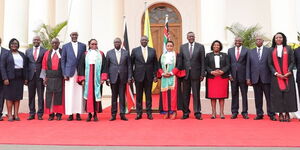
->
xmin=34 ymin=47 xmax=38 ymax=61
xmin=236 ymin=47 xmax=240 ymax=60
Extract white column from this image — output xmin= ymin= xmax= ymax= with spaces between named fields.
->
xmin=91 ymin=0 xmax=124 ymax=96
xmin=200 ymin=0 xmax=226 ymax=50
xmin=28 ymin=0 xmax=51 ymax=44
xmin=65 ymin=0 xmax=92 ymax=45
xmin=270 ymin=0 xmax=298 ymax=42
xmin=0 ymin=0 xmax=4 ymax=39
xmin=3 ymin=0 xmax=29 ymax=51
xmin=91 ymin=0 xmax=124 ymax=53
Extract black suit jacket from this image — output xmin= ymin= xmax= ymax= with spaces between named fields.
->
xmin=205 ymin=52 xmax=230 ymax=79
xmin=228 ymin=46 xmax=249 ymax=82
xmin=0 ymin=47 xmax=9 ymax=81
xmin=246 ymin=46 xmax=272 ymax=84
xmin=25 ymin=47 xmax=47 ymax=80
xmin=180 ymin=42 xmax=205 ymax=80
xmin=106 ymin=48 xmax=132 ymax=84
xmin=1 ymin=50 xmax=28 ymax=80
xmin=295 ymin=47 xmax=300 ymax=83
xmin=131 ymin=46 xmax=158 ymax=82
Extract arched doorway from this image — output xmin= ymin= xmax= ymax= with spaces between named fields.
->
xmin=141 ymin=3 xmax=182 ymax=94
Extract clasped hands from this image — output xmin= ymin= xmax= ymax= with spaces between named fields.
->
xmin=211 ymin=69 xmax=224 ymax=77
xmin=162 ymin=72 xmax=173 ymax=78
xmin=276 ymin=72 xmax=291 ymax=79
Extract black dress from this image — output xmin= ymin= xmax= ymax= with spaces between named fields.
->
xmin=268 ymin=46 xmax=297 ymax=112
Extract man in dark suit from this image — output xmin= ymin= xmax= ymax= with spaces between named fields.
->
xmin=228 ymin=37 xmax=249 ymax=119
xmin=0 ymin=37 xmax=9 ymax=121
xmin=246 ymin=37 xmax=276 ymax=121
xmin=180 ymin=32 xmax=205 ymax=120
xmin=131 ymin=36 xmax=158 ymax=120
xmin=106 ymin=38 xmax=132 ymax=121
xmin=26 ymin=36 xmax=47 ymax=120
xmin=61 ymin=32 xmax=86 ymax=121
xmin=294 ymin=46 xmax=300 ymax=115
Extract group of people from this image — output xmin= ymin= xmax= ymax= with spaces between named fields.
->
xmin=0 ymin=31 xmax=299 ymax=122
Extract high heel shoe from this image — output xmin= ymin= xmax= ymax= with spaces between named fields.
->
xmin=163 ymin=113 xmax=169 ymax=119
xmin=220 ymin=114 xmax=225 ymax=119
xmin=170 ymin=112 xmax=177 ymax=120
xmin=211 ymin=113 xmax=216 ymax=119
xmin=279 ymin=113 xmax=284 ymax=122
xmin=284 ymin=113 xmax=290 ymax=122
xmin=86 ymin=113 xmax=92 ymax=122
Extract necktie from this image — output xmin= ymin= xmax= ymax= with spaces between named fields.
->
xmin=257 ymin=48 xmax=261 ymax=60
xmin=189 ymin=43 xmax=193 ymax=58
xmin=34 ymin=47 xmax=38 ymax=61
xmin=236 ymin=47 xmax=240 ymax=60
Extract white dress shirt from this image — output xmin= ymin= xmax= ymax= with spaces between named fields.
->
xmin=51 ymin=49 xmax=61 ymax=58
xmin=277 ymin=45 xmax=283 ymax=58
xmin=12 ymin=52 xmax=23 ymax=69
xmin=115 ymin=49 xmax=121 ymax=64
xmin=141 ymin=46 xmax=148 ymax=62
xmin=235 ymin=46 xmax=242 ymax=57
xmin=72 ymin=42 xmax=78 ymax=57
xmin=33 ymin=46 xmax=40 ymax=59
xmin=214 ymin=55 xmax=220 ymax=68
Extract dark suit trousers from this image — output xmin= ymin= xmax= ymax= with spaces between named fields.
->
xmin=28 ymin=72 xmax=45 ymax=116
xmin=253 ymin=78 xmax=274 ymax=116
xmin=135 ymin=76 xmax=153 ymax=115
xmin=110 ymin=75 xmax=126 ymax=115
xmin=231 ymin=79 xmax=248 ymax=115
xmin=0 ymin=81 xmax=4 ymax=116
xmin=182 ymin=73 xmax=201 ymax=115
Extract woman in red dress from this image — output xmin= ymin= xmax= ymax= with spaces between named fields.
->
xmin=205 ymin=40 xmax=230 ymax=119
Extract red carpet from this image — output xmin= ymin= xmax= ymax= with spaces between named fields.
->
xmin=1 ymin=112 xmax=300 ymax=147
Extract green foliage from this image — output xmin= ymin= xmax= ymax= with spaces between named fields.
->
xmin=30 ymin=21 xmax=68 ymax=49
xmin=225 ymin=23 xmax=269 ymax=49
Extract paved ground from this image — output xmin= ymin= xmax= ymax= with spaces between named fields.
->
xmin=0 ymin=145 xmax=299 ymax=150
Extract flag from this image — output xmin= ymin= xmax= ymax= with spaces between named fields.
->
xmin=163 ymin=14 xmax=169 ymax=53
xmin=143 ymin=8 xmax=157 ymax=92
xmin=123 ymin=22 xmax=135 ymax=113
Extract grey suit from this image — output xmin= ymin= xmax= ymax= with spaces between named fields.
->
xmin=106 ymin=48 xmax=132 ymax=115
xmin=179 ymin=42 xmax=205 ymax=116
xmin=25 ymin=47 xmax=46 ymax=117
xmin=228 ymin=46 xmax=249 ymax=115
xmin=246 ymin=46 xmax=274 ymax=117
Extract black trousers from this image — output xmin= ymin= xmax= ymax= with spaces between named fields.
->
xmin=231 ymin=80 xmax=248 ymax=115
xmin=252 ymin=78 xmax=274 ymax=117
xmin=135 ymin=77 xmax=153 ymax=115
xmin=182 ymin=73 xmax=201 ymax=115
xmin=111 ymin=75 xmax=126 ymax=115
xmin=0 ymin=81 xmax=4 ymax=117
xmin=28 ymin=73 xmax=45 ymax=116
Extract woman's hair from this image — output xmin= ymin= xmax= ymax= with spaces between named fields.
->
xmin=210 ymin=40 xmax=223 ymax=51
xmin=9 ymin=38 xmax=20 ymax=49
xmin=88 ymin=39 xmax=97 ymax=49
xmin=271 ymin=32 xmax=287 ymax=48
xmin=166 ymin=40 xmax=174 ymax=46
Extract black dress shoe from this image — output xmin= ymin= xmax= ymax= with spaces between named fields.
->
xmin=48 ymin=114 xmax=54 ymax=121
xmin=67 ymin=115 xmax=73 ymax=121
xmin=93 ymin=113 xmax=98 ymax=121
xmin=56 ymin=113 xmax=62 ymax=120
xmin=242 ymin=114 xmax=249 ymax=119
xmin=38 ymin=116 xmax=43 ymax=120
xmin=181 ymin=114 xmax=189 ymax=120
xmin=269 ymin=116 xmax=277 ymax=121
xmin=86 ymin=113 xmax=92 ymax=122
xmin=120 ymin=115 xmax=128 ymax=121
xmin=195 ymin=114 xmax=203 ymax=120
xmin=135 ymin=114 xmax=142 ymax=120
xmin=147 ymin=114 xmax=153 ymax=120
xmin=254 ymin=115 xmax=263 ymax=120
xmin=27 ymin=115 xmax=35 ymax=120
xmin=231 ymin=114 xmax=238 ymax=119
xmin=0 ymin=116 xmax=3 ymax=121
xmin=76 ymin=113 xmax=82 ymax=121
xmin=109 ymin=115 xmax=116 ymax=121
